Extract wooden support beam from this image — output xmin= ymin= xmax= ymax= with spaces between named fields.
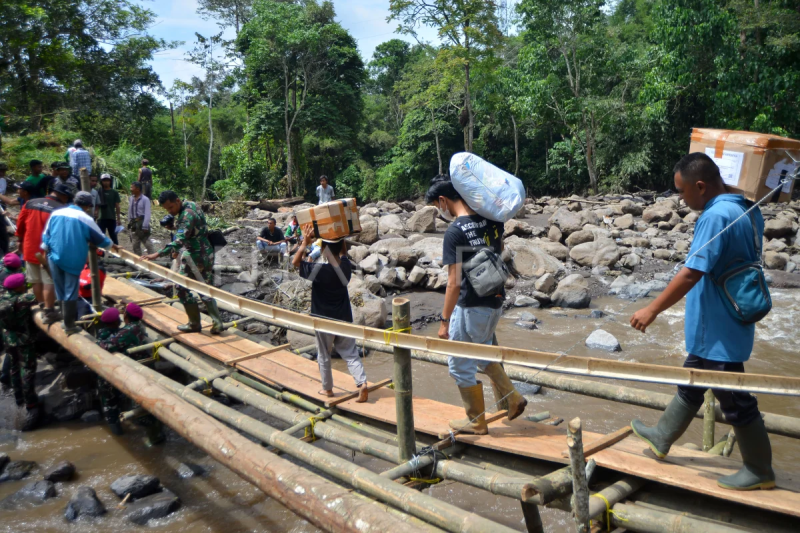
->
xmin=562 ymin=426 xmax=633 ymax=458
xmin=392 ymin=297 xmax=416 ymax=463
xmin=326 ymin=378 xmax=393 ymax=407
xmin=485 ymin=410 xmax=510 ymax=425
xmin=226 ymin=343 xmax=291 ymax=366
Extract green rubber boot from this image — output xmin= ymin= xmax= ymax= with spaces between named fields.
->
xmin=717 ymin=417 xmax=776 ymax=490
xmin=631 ymin=395 xmax=696 ymax=459
xmin=205 ymin=300 xmax=224 ymax=335
xmin=178 ymin=303 xmax=202 ymax=333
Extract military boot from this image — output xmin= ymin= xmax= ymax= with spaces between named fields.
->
xmin=631 ymin=395 xmax=697 ymax=458
xmin=483 ymin=363 xmax=528 ymax=421
xmin=41 ymin=306 xmax=61 ymax=325
xmin=21 ymin=404 xmax=41 ymax=432
xmin=178 ymin=303 xmax=202 ymax=333
xmin=448 ymin=382 xmax=489 ymax=435
xmin=717 ymin=417 xmax=776 ymax=490
xmin=205 ymin=300 xmax=224 ymax=335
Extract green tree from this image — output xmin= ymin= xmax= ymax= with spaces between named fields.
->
xmin=389 ymin=0 xmax=503 ymax=151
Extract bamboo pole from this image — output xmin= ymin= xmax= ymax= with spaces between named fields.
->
xmin=703 ymin=390 xmax=716 ymax=452
xmin=33 ymin=316 xmax=415 ymax=533
xmin=608 ymin=501 xmax=755 ymax=533
xmin=392 ymin=298 xmax=415 ymax=462
xmin=567 ymin=418 xmax=590 ymax=533
xmin=520 ymin=502 xmax=544 ymax=533
xmin=113 ymin=352 xmax=517 ymax=533
xmin=80 ymin=168 xmax=103 ymax=312
xmin=108 ymin=250 xmax=800 ymax=396
xmin=723 ymin=429 xmax=737 ymax=457
xmin=588 ymin=477 xmax=646 ymax=521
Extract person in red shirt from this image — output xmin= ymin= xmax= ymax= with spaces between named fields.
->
xmin=77 ymin=262 xmax=106 ymax=319
xmin=15 ymin=185 xmax=71 ymax=323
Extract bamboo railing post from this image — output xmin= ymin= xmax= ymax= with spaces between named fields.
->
xmin=80 ymin=168 xmax=103 ymax=312
xmin=520 ymin=501 xmax=544 ymax=533
xmin=567 ymin=417 xmax=590 ymax=533
xmin=392 ymin=298 xmax=416 ymax=463
xmin=723 ymin=428 xmax=737 ymax=457
xmin=703 ymin=390 xmax=716 ymax=452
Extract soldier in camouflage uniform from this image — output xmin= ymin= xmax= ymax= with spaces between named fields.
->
xmin=95 ymin=303 xmax=163 ymax=442
xmin=0 ymin=253 xmax=25 ymax=389
xmin=0 ymin=273 xmax=41 ymax=431
xmin=141 ymin=190 xmax=224 ymax=334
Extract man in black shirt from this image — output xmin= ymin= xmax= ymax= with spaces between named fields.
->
xmin=427 ymin=174 xmax=527 ymax=435
xmin=292 ymin=224 xmax=368 ymax=403
xmin=257 ymin=218 xmax=287 ymax=255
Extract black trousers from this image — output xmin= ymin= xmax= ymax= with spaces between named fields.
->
xmin=677 ymin=354 xmax=761 ymax=427
xmin=97 ymin=218 xmax=119 ymax=245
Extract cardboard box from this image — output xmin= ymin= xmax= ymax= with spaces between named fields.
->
xmin=296 ymin=198 xmax=361 ymax=241
xmin=688 ymin=128 xmax=800 ymax=203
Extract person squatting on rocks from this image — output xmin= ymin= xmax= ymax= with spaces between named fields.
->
xmin=292 ymin=224 xmax=369 ymax=403
xmin=629 ymin=153 xmax=774 ymax=491
xmin=95 ymin=304 xmax=163 ymax=443
xmin=128 ymin=181 xmax=154 ymax=255
xmin=427 ymin=175 xmax=527 ymax=435
xmin=16 ymin=182 xmax=71 ymax=324
xmin=141 ymin=191 xmax=224 ymax=334
xmin=256 ymin=217 xmax=288 ymax=255
xmin=0 ymin=273 xmax=41 ymax=430
xmin=41 ymin=190 xmax=115 ymax=334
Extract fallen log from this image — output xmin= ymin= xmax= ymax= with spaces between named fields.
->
xmin=245 ymin=197 xmax=305 ymax=211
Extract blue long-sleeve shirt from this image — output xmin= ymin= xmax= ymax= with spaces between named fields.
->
xmin=42 ymin=205 xmax=112 ymax=275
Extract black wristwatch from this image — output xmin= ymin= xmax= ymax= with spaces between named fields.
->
xmin=440 ymin=315 xmax=450 ymax=323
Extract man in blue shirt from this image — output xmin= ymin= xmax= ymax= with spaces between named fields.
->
xmin=629 ymin=153 xmax=774 ymax=491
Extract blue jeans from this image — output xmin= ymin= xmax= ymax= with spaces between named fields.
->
xmin=447 ymin=305 xmax=503 ymax=387
xmin=257 ymin=241 xmax=287 ymax=254
xmin=49 ymin=260 xmax=80 ymax=301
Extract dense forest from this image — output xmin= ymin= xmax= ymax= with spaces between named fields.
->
xmin=2 ymin=0 xmax=800 ymax=202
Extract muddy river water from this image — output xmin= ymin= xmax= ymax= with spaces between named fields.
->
xmin=1 ymin=289 xmax=799 ymax=532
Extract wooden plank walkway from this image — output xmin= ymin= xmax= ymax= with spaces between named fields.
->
xmin=104 ymin=277 xmax=800 ymax=518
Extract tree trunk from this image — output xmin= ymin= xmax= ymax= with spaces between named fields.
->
xmin=464 ymin=63 xmax=473 ymax=152
xmin=182 ymin=111 xmax=189 ymax=168
xmin=169 ymin=102 xmax=176 ymax=135
xmin=266 ymin=138 xmax=273 ymax=168
xmin=431 ymin=106 xmax=442 ymax=175
xmin=202 ymin=88 xmax=213 ymax=202
xmin=511 ymin=114 xmax=519 ymax=176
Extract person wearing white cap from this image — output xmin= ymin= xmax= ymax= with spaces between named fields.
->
xmin=292 ymin=224 xmax=368 ymax=403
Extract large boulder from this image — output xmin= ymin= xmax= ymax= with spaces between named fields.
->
xmin=123 ymin=489 xmax=181 ymax=525
xmin=378 ymin=214 xmax=405 ymax=235
xmin=642 ymin=204 xmax=676 ymax=224
xmin=569 ymin=239 xmax=620 ymax=267
xmin=565 ymin=230 xmax=594 ymax=248
xmin=359 ymin=254 xmax=385 ymax=275
xmin=548 ymin=207 xmax=583 ymax=236
xmin=534 ymin=273 xmax=557 ymax=294
xmin=614 ymin=214 xmax=635 ymax=230
xmin=764 ymin=251 xmax=790 ymax=270
xmin=378 ymin=267 xmax=399 ymax=288
xmin=348 ymin=245 xmax=370 ymax=264
xmin=388 ymin=247 xmax=421 ymax=269
xmin=620 ymin=199 xmax=644 ymax=216
xmin=110 ymin=475 xmax=160 ymax=500
xmin=353 ymin=217 xmax=379 ymax=245
xmin=65 ymin=487 xmax=106 ymax=521
xmin=548 ymin=225 xmax=563 ymax=243
xmin=764 ymin=218 xmax=794 ymax=239
xmin=536 ymin=240 xmax=569 ymax=261
xmin=43 ymin=460 xmax=76 ymax=482
xmin=410 ymin=237 xmax=446 ymax=263
xmin=351 ymin=289 xmax=387 ymax=328
xmin=405 ymin=207 xmax=438 ymax=233
xmin=585 ymin=330 xmax=621 ymax=352
xmin=0 ymin=460 xmax=35 ymax=483
xmin=408 ymin=265 xmax=427 ymax=285
xmin=0 ymin=480 xmax=56 ymax=509
xmin=504 ymin=237 xmax=565 ymax=277
xmin=369 ymin=237 xmax=409 ymax=256
xmin=551 ymin=274 xmax=591 ymax=309
xmin=505 ymin=219 xmax=533 ymax=238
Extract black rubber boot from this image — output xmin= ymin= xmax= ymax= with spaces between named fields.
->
xmin=717 ymin=417 xmax=776 ymax=490
xmin=205 ymin=300 xmax=224 ymax=335
xmin=177 ymin=303 xmax=202 ymax=333
xmin=631 ymin=394 xmax=697 ymax=458
xmin=21 ymin=404 xmax=41 ymax=432
xmin=106 ymin=409 xmax=124 ymax=436
xmin=62 ymin=300 xmax=81 ymax=335
xmin=144 ymin=420 xmax=166 ymax=447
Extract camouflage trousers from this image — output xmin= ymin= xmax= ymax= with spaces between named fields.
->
xmin=8 ymin=344 xmax=37 ymax=407
xmin=97 ymin=375 xmax=159 ymax=429
xmin=176 ymin=254 xmax=215 ymax=307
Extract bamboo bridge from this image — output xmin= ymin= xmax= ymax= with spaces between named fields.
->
xmin=30 ymin=248 xmax=800 ymax=533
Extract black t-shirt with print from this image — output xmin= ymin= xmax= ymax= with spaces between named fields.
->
xmin=299 ymin=258 xmax=354 ymax=322
xmin=442 ymin=214 xmax=505 ymax=309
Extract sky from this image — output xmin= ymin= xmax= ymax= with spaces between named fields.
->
xmin=139 ymin=0 xmax=440 ymax=92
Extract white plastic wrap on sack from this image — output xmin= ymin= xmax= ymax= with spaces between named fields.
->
xmin=449 ymin=152 xmax=525 ymax=222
